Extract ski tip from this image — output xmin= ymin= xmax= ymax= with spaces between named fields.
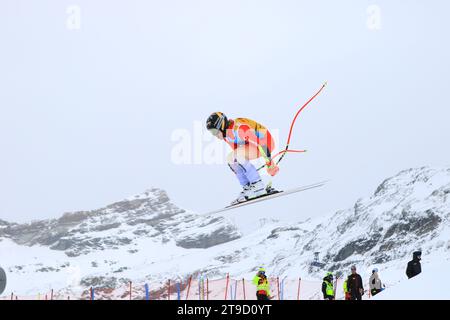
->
xmin=323 ymin=81 xmax=328 ymax=87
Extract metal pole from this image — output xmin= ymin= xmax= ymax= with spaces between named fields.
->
xmin=129 ymin=281 xmax=132 ymax=300
xmin=224 ymin=274 xmax=230 ymax=300
xmin=168 ymin=280 xmax=171 ymax=300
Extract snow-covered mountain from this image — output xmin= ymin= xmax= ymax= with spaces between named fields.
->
xmin=1 ymin=166 xmax=449 ymax=299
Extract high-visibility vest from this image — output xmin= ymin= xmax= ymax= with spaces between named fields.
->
xmin=343 ymin=280 xmax=348 ymax=293
xmin=324 ymin=280 xmax=334 ymax=296
xmin=252 ymin=276 xmax=271 ymax=296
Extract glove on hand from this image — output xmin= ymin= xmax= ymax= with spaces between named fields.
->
xmin=266 ymin=161 xmax=279 ymax=176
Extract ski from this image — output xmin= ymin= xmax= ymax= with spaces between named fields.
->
xmin=203 ymin=180 xmax=328 ymax=216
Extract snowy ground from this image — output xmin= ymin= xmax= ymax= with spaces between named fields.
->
xmin=1 ymin=166 xmax=449 ymax=300
xmin=372 ymin=258 xmax=450 ymax=300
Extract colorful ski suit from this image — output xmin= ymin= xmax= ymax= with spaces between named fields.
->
xmin=225 ymin=118 xmax=276 ymax=186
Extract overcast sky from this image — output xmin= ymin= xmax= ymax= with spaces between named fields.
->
xmin=1 ymin=0 xmax=449 ymax=224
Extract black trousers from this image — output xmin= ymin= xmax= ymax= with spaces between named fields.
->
xmin=351 ymin=292 xmax=362 ymax=300
xmin=256 ymin=293 xmax=269 ymax=300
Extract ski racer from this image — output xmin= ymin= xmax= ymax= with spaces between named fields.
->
xmin=206 ymin=112 xmax=279 ymax=204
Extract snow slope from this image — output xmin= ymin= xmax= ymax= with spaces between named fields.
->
xmin=372 ymin=258 xmax=450 ymax=300
xmin=1 ymin=166 xmax=449 ymax=299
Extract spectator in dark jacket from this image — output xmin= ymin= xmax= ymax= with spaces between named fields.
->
xmin=406 ymin=251 xmax=422 ymax=279
xmin=347 ymin=265 xmax=364 ymax=300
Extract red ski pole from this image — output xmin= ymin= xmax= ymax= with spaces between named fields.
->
xmin=185 ymin=276 xmax=192 ymax=300
xmin=257 ymin=82 xmax=327 ymax=171
xmin=224 ymin=274 xmax=230 ymax=300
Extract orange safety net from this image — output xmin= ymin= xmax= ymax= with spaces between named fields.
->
xmin=1 ymin=275 xmax=374 ymax=300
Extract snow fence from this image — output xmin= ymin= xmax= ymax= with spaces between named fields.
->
xmin=0 ymin=275 xmax=371 ymax=300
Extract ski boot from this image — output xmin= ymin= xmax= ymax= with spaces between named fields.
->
xmin=265 ymin=181 xmax=280 ymax=195
xmin=247 ymin=180 xmax=267 ymax=199
xmin=230 ymin=180 xmax=267 ymax=205
xmin=230 ymin=184 xmax=252 ymax=206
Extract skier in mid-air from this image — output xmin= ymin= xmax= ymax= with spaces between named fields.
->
xmin=206 ymin=112 xmax=279 ymax=205
xmin=204 ymin=84 xmax=327 ymax=210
